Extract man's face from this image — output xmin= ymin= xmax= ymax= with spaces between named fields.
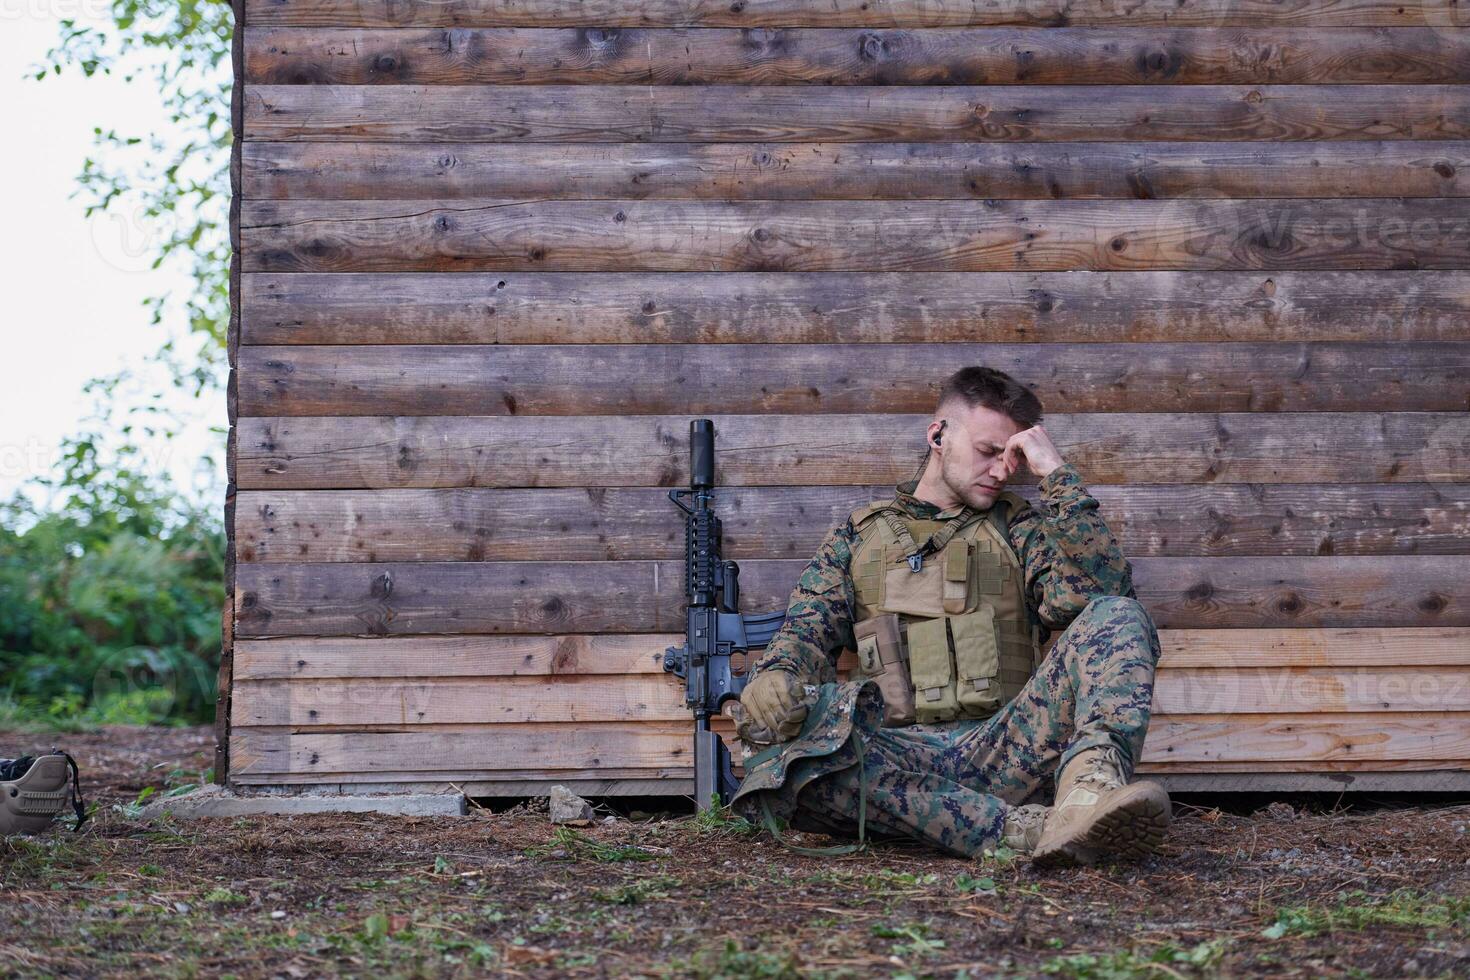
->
xmin=936 ymin=404 xmax=1025 ymax=510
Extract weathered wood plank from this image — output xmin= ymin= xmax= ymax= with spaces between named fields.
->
xmin=1155 ymin=627 xmax=1470 ymax=669
xmin=241 ymin=198 xmax=1470 ymax=273
xmin=227 ymin=712 xmax=1470 ymax=777
xmin=233 ymin=413 xmax=1470 ymax=489
xmin=241 ymin=271 xmax=1470 ymax=345
xmin=245 ymin=28 xmax=1470 ymax=86
xmin=229 ymin=767 xmax=1470 ymax=791
xmin=233 ymin=633 xmax=671 ymax=679
xmin=233 ymin=556 xmax=1470 ymax=637
xmin=236 ymin=342 xmax=1470 ymax=416
xmin=242 ymin=0 xmax=1466 ymax=29
xmin=1134 ymin=759 xmax=1470 ymax=773
xmin=1141 ymin=713 xmax=1470 ymax=763
xmin=244 ymin=84 xmax=1470 ymax=143
xmin=233 ymin=674 xmax=691 ymax=725
xmin=232 ymin=770 xmax=694 ymax=786
xmin=1151 ymin=668 xmax=1470 ymax=714
xmin=230 ymin=723 xmax=693 ymax=776
xmin=235 ymin=484 xmax=1470 ymax=562
xmin=230 ymin=628 xmax=1470 ymax=680
xmin=233 ymin=666 xmax=1470 ymax=726
xmin=244 ymin=141 xmax=1470 ymax=202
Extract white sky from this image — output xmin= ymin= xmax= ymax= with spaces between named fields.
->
xmin=0 ymin=9 xmax=225 ymax=512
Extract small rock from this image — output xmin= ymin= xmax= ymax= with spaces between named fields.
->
xmin=601 ymin=815 xmax=618 ymax=826
xmin=548 ymin=785 xmax=594 ymax=826
xmin=174 ymin=902 xmax=191 ymax=914
xmin=271 ymin=910 xmax=287 ymax=920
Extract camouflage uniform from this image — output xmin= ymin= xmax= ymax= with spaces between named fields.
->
xmin=728 ymin=460 xmax=1162 ymax=858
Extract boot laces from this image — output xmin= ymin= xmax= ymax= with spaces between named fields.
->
xmin=1074 ymin=745 xmax=1126 ymax=792
xmin=1002 ymin=803 xmax=1049 ymax=852
xmin=1057 ymin=747 xmax=1126 ymax=812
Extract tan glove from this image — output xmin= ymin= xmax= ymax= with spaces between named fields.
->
xmin=736 ymin=669 xmax=809 ymax=744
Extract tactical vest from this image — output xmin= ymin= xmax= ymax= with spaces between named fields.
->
xmin=848 ymin=491 xmax=1041 ymax=726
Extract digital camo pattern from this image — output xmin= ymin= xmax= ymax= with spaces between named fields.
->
xmin=733 ymin=461 xmax=1156 ymax=857
xmin=734 ymin=595 xmax=1162 ymax=858
xmin=751 ymin=461 xmax=1138 ymax=684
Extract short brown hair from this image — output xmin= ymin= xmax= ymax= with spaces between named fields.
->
xmin=936 ymin=366 xmax=1043 ymax=429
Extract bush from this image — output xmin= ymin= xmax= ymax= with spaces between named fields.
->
xmin=0 ymin=435 xmax=223 ymax=729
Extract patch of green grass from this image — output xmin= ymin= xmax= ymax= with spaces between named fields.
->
xmin=859 ymin=869 xmax=940 ymax=892
xmin=689 ymin=801 xmax=762 ymax=837
xmin=1262 ymin=888 xmax=1470 ymax=939
xmin=1 ymin=835 xmax=85 ymax=881
xmin=527 ymin=917 xmax=573 ymax=936
xmin=798 ymin=867 xmax=943 ymax=901
xmin=592 ymin=874 xmax=682 ymax=905
xmin=975 ymin=842 xmax=1020 ymax=866
xmin=526 ymin=827 xmax=659 ymax=863
xmin=871 ymin=922 xmax=947 ymax=960
xmin=955 ymin=873 xmax=997 ymax=894
xmin=202 ymin=886 xmax=247 ymax=906
xmin=1041 ymin=940 xmax=1228 ymax=979
xmin=669 ymin=939 xmax=807 ymax=980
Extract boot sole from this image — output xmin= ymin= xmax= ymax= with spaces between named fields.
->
xmin=1030 ymin=782 xmax=1171 ymax=868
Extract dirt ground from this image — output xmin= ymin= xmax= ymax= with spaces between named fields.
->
xmin=1 ymin=726 xmax=1468 ymax=979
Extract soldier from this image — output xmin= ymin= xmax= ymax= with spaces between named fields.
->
xmin=727 ymin=366 xmax=1170 ymax=867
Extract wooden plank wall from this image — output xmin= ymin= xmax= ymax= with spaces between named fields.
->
xmin=221 ymin=0 xmax=1470 ymax=794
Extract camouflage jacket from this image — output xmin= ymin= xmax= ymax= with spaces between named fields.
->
xmin=750 ymin=461 xmax=1136 ymax=686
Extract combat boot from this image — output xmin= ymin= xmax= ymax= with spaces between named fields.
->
xmin=1030 ymin=744 xmax=1169 ymax=868
xmin=0 ymin=752 xmax=83 ymax=836
xmin=998 ymin=803 xmax=1049 ymax=855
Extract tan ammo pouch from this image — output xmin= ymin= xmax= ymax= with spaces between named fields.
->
xmin=951 ymin=606 xmax=1003 ymax=715
xmin=879 ymin=539 xmax=971 ymax=619
xmin=907 ymin=616 xmax=957 ymax=723
xmin=906 ymin=607 xmax=1004 ymax=724
xmin=853 ymin=613 xmax=915 ymax=727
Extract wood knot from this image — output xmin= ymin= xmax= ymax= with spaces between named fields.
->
xmin=1184 ymin=582 xmax=1213 ymax=602
xmin=1419 ymin=593 xmax=1449 ymax=614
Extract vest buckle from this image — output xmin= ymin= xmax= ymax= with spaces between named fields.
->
xmin=905 ymin=552 xmax=924 ymax=573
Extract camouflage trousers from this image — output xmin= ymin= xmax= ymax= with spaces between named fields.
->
xmin=784 ymin=595 xmax=1161 ymax=858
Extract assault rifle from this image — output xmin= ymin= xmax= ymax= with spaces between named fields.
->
xmin=663 ymin=419 xmax=787 ymax=811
